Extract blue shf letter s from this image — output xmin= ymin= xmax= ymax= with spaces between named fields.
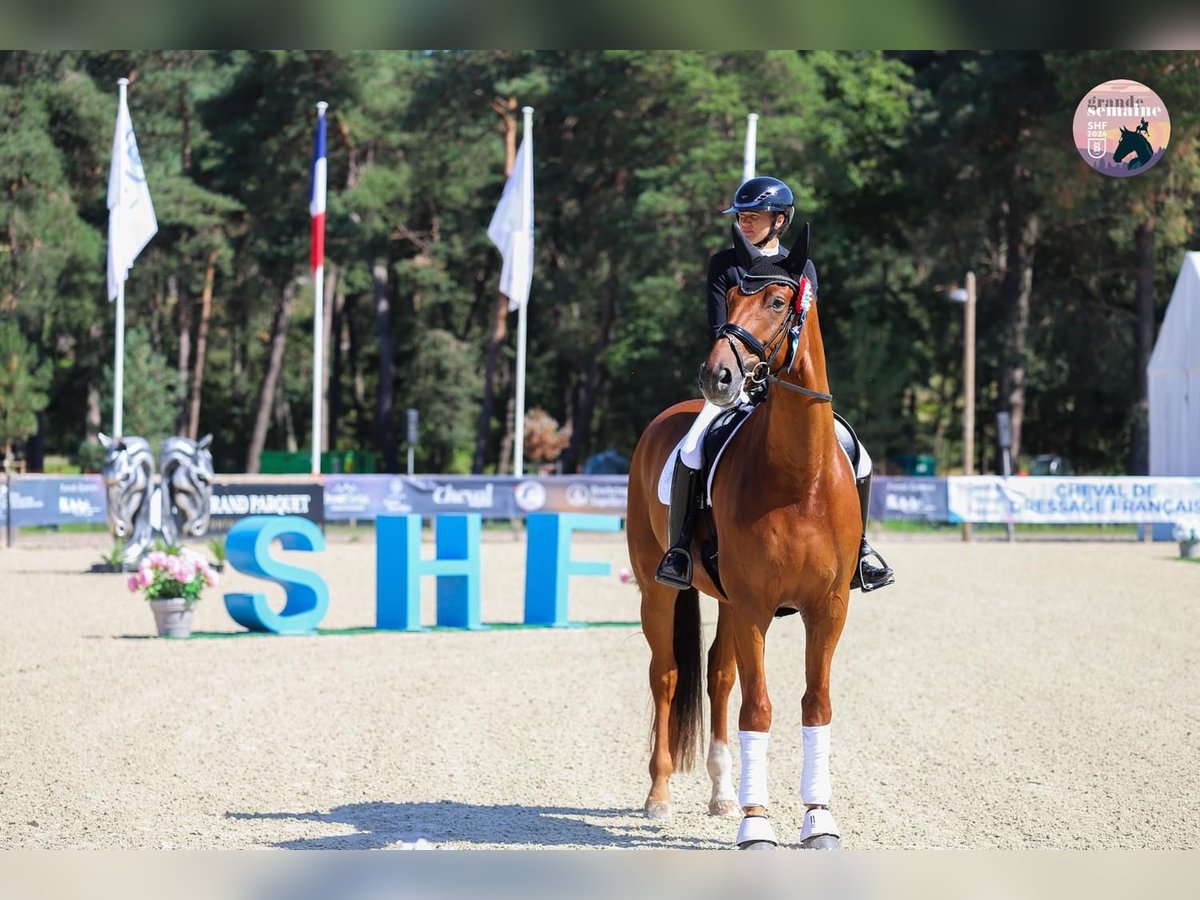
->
xmin=223 ymin=515 xmax=330 ymax=635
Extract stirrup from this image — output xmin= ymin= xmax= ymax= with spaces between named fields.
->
xmin=851 ymin=540 xmax=894 ymax=592
xmin=655 ymin=548 xmax=693 ymax=589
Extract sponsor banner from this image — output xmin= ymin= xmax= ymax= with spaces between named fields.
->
xmin=209 ymin=481 xmax=324 ymax=531
xmin=322 ymin=476 xmax=500 ymax=519
xmin=871 ymin=477 xmax=949 ymax=522
xmin=322 ymin=476 xmax=630 ymax=520
xmin=948 ymin=476 xmax=1200 ymax=524
xmin=0 ymin=476 xmax=107 ymax=527
xmin=8 ymin=474 xmax=1196 ymax=529
xmin=519 ymin=477 xmax=629 ymax=516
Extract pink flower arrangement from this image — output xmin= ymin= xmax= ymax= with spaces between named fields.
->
xmin=127 ymin=548 xmax=219 ymax=607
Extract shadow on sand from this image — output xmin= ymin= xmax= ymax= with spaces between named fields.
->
xmin=227 ymin=800 xmax=713 ymax=850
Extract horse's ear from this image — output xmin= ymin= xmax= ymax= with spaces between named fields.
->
xmin=99 ymin=432 xmax=112 ymax=450
xmin=732 ymin=223 xmax=763 ymax=269
xmin=782 ymin=222 xmax=811 ymax=276
xmin=1120 ymin=126 xmax=1128 ymax=134
xmin=198 ymin=434 xmax=213 ymax=450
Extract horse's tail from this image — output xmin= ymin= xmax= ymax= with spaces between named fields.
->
xmin=669 ymin=587 xmax=704 ymax=772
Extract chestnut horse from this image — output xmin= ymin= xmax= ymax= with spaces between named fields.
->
xmin=626 ymin=223 xmax=860 ymax=849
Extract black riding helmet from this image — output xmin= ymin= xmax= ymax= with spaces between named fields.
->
xmin=723 ymin=176 xmax=795 ymax=247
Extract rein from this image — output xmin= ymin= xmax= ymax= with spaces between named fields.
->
xmin=754 ymin=366 xmax=833 ymax=402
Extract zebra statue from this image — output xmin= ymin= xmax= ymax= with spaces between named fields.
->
xmin=99 ymin=433 xmax=157 ymax=565
xmin=99 ymin=433 xmax=216 ymax=564
xmin=159 ymin=435 xmax=215 ymax=547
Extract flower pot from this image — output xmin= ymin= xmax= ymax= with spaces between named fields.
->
xmin=1180 ymin=540 xmax=1200 ymax=560
xmin=149 ymin=597 xmax=194 ymax=638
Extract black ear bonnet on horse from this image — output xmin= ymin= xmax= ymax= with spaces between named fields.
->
xmin=733 ymin=222 xmax=812 ymax=297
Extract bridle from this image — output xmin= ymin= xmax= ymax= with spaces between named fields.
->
xmin=713 ymin=281 xmax=833 ymax=404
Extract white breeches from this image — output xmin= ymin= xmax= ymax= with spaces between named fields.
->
xmin=679 ymin=400 xmax=725 ymax=469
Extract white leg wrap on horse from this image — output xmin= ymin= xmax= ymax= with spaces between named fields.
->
xmin=737 ymin=730 xmax=770 ymax=809
xmin=801 ymin=724 xmax=832 ymax=806
xmin=679 ymin=401 xmax=724 ymax=468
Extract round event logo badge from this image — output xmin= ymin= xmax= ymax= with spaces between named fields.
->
xmin=1074 ymin=80 xmax=1170 ymax=177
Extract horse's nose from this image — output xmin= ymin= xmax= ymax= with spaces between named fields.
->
xmin=699 ymin=361 xmax=739 ymax=407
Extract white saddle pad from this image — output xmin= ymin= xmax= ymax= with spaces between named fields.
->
xmin=656 ymin=411 xmax=870 ymax=507
xmin=656 ymin=406 xmax=757 ymax=507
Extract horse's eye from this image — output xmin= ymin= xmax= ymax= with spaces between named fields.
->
xmin=770 ymin=296 xmax=786 ymax=311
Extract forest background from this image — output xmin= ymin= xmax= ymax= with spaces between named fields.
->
xmin=2 ymin=50 xmax=1198 ymax=477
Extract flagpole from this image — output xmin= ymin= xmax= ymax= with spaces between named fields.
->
xmin=311 ymin=266 xmax=323 ymax=476
xmin=743 ymin=112 xmax=759 ymax=182
xmin=310 ymin=101 xmax=328 ymax=477
xmin=114 ymin=281 xmax=125 ymax=438
xmin=512 ymin=106 xmax=533 ymax=478
xmin=112 ymin=77 xmax=129 ymax=440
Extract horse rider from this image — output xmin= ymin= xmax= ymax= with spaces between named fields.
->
xmin=655 ymin=175 xmax=895 ymax=594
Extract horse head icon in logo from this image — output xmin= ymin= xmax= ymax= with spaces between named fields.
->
xmin=514 ymin=481 xmax=547 ymax=512
xmin=565 ymin=483 xmax=591 ymax=508
xmin=1115 ymin=125 xmax=1154 ymax=170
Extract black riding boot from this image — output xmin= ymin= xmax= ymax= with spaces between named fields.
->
xmin=851 ymin=473 xmax=895 ymax=592
xmin=655 ymin=457 xmax=702 ymax=589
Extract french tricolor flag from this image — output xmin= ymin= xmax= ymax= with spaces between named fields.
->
xmin=309 ymin=101 xmax=328 ymax=273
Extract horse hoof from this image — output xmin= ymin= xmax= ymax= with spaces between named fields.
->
xmin=644 ymin=799 xmax=673 ymax=820
xmin=801 ymin=834 xmax=841 ymax=850
xmin=709 ymin=799 xmax=740 ymax=817
xmin=738 ymin=840 xmax=777 ymax=850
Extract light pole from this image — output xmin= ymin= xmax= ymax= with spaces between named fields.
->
xmin=948 ymin=271 xmax=976 ymax=541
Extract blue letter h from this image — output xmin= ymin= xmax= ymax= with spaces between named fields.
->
xmin=377 ymin=514 xmax=482 ymax=631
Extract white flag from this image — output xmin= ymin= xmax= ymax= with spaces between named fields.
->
xmin=107 ymin=85 xmax=158 ymax=301
xmin=487 ymin=130 xmax=534 ymax=311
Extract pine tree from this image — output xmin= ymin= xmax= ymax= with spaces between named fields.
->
xmin=0 ymin=320 xmax=49 ymax=467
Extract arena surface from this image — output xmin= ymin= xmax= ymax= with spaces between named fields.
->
xmin=1 ymin=531 xmax=1197 ymax=850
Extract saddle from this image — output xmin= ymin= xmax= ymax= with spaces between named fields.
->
xmin=700 ymin=404 xmax=756 ymax=508
xmin=694 ymin=407 xmax=861 ymax=606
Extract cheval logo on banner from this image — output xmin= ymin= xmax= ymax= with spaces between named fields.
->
xmin=431 ymin=482 xmax=494 ymax=509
